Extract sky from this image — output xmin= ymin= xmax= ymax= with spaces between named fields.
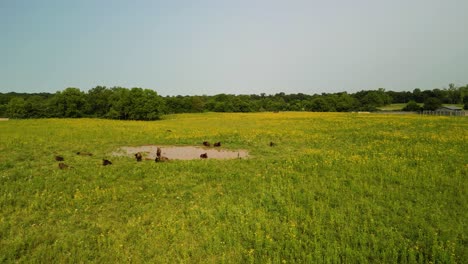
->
xmin=1 ymin=0 xmax=467 ymax=96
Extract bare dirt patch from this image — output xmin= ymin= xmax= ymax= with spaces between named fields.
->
xmin=112 ymin=145 xmax=249 ymax=160
xmin=0 ymin=118 xmax=9 ymax=121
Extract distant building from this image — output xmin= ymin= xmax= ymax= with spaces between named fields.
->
xmin=436 ymin=106 xmax=463 ymax=112
xmin=423 ymin=105 xmax=467 ymax=116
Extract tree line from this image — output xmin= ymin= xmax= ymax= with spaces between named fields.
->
xmin=1 ymin=84 xmax=467 ymax=119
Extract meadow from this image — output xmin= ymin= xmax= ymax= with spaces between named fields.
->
xmin=0 ymin=112 xmax=466 ymax=263
xmin=376 ymin=103 xmax=464 ymax=111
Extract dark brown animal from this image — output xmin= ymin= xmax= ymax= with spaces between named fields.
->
xmin=200 ymin=153 xmax=208 ymax=159
xmin=102 ymin=159 xmax=112 ymax=166
xmin=155 ymin=156 xmax=169 ymax=162
xmin=166 ymin=130 xmax=172 ymax=132
xmin=77 ymin=152 xmax=93 ymax=156
xmin=269 ymin=142 xmax=276 ymax=147
xmin=58 ymin=163 xmax=70 ymax=169
xmin=135 ymin=152 xmax=142 ymax=162
xmin=55 ymin=155 xmax=64 ymax=161
xmin=213 ymin=142 xmax=221 ymax=147
xmin=156 ymin=147 xmax=162 ymax=158
xmin=203 ymin=141 xmax=211 ymax=147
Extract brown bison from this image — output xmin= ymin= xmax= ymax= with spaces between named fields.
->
xmin=200 ymin=153 xmax=208 ymax=159
xmin=77 ymin=152 xmax=93 ymax=156
xmin=156 ymin=147 xmax=162 ymax=158
xmin=55 ymin=155 xmax=64 ymax=161
xmin=203 ymin=141 xmax=211 ymax=147
xmin=58 ymin=163 xmax=70 ymax=169
xmin=135 ymin=152 xmax=143 ymax=162
xmin=102 ymin=159 xmax=112 ymax=166
xmin=155 ymin=156 xmax=169 ymax=162
xmin=214 ymin=142 xmax=221 ymax=147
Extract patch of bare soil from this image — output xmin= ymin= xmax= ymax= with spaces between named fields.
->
xmin=112 ymin=145 xmax=249 ymax=160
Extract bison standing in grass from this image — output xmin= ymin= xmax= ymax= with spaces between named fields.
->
xmin=135 ymin=152 xmax=143 ymax=162
xmin=58 ymin=163 xmax=70 ymax=169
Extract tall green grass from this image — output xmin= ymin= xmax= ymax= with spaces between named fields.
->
xmin=0 ymin=113 xmax=466 ymax=263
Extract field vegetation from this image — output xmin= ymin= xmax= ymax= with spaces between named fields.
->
xmin=378 ymin=103 xmax=464 ymax=111
xmin=0 ymin=112 xmax=467 ymax=263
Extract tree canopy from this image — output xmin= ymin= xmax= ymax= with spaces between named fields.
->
xmin=1 ymin=84 xmax=467 ymax=119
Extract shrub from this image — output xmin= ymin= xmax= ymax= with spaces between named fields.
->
xmin=402 ymin=100 xmax=422 ymax=111
xmin=423 ymin=97 xmax=442 ymax=111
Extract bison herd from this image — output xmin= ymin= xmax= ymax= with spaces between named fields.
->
xmin=202 ymin=141 xmax=221 ymax=147
xmin=153 ymin=141 xmax=219 ymax=162
xmin=55 ymin=152 xmax=113 ymax=169
xmin=55 ymin=140 xmax=276 ymax=169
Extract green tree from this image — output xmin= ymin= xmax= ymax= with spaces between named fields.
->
xmin=361 ymin=90 xmax=390 ymax=108
xmin=190 ymin=96 xmax=205 ymax=112
xmin=87 ymin=86 xmax=112 ymax=117
xmin=48 ymin=88 xmax=88 ymax=117
xmin=446 ymin=83 xmax=461 ymax=104
xmin=287 ymin=100 xmax=303 ymax=111
xmin=125 ymin=88 xmax=165 ymax=120
xmin=213 ymin=101 xmax=233 ymax=112
xmin=265 ymin=97 xmax=286 ymax=111
xmin=412 ymin=88 xmax=423 ymax=103
xmin=335 ymin=93 xmax=360 ymax=112
xmin=139 ymin=89 xmax=165 ymax=120
xmin=231 ymin=96 xmax=252 ymax=112
xmin=108 ymin=88 xmax=131 ymax=119
xmin=432 ymin=88 xmax=448 ymax=103
xmin=25 ymin=96 xmax=47 ymax=117
xmin=165 ymin=96 xmax=190 ymax=114
xmin=423 ymin=97 xmax=442 ymax=111
xmin=306 ymin=98 xmax=332 ymax=112
xmin=402 ymin=100 xmax=422 ymax=111
xmin=6 ymin=97 xmax=27 ymax=118
xmin=0 ymin=104 xmax=6 ymax=117
xmin=127 ymin=88 xmax=147 ymax=119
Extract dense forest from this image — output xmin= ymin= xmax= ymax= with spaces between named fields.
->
xmin=1 ymin=84 xmax=467 ymax=120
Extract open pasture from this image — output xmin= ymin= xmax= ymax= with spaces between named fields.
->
xmin=0 ymin=112 xmax=467 ymax=263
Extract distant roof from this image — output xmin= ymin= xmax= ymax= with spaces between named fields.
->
xmin=438 ymin=106 xmax=463 ymax=111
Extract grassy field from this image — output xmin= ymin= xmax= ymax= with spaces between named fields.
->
xmin=377 ymin=103 xmax=410 ymax=111
xmin=0 ymin=112 xmax=467 ymax=263
xmin=378 ymin=103 xmax=464 ymax=111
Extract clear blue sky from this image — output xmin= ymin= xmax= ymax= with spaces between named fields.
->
xmin=1 ymin=0 xmax=467 ymax=95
